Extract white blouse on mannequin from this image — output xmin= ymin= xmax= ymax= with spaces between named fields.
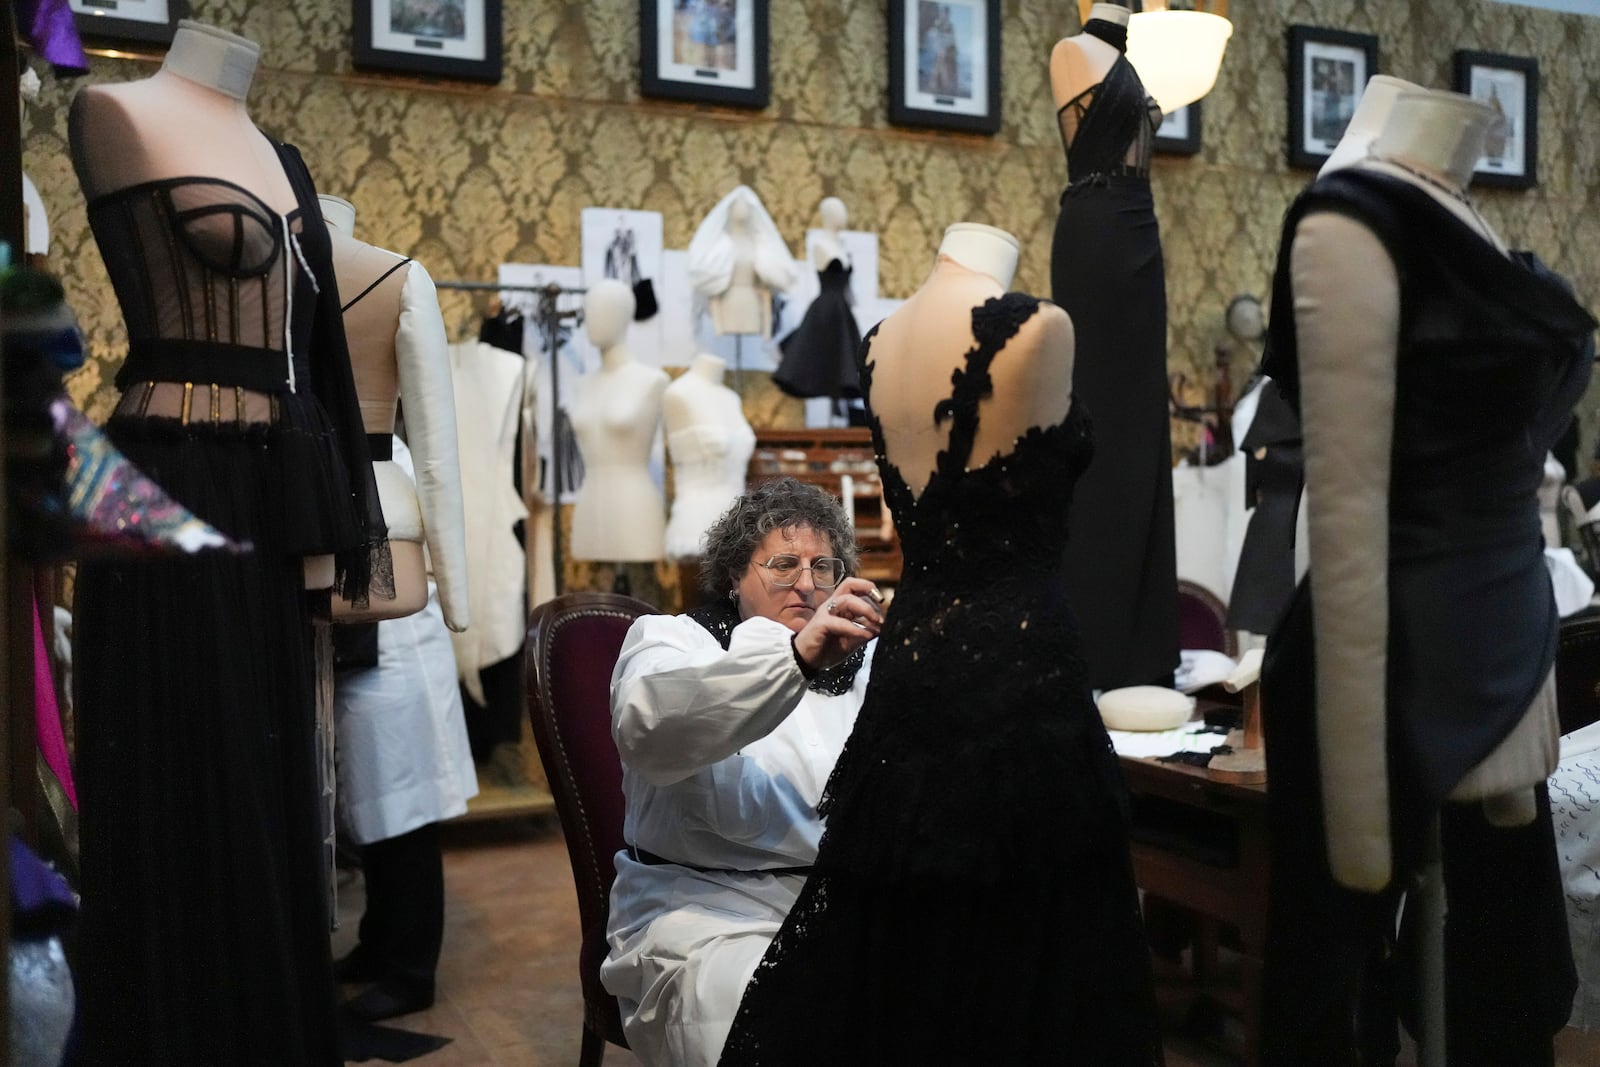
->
xmin=569 ymin=280 xmax=671 ymax=562
xmin=663 ymin=354 xmax=755 ymax=559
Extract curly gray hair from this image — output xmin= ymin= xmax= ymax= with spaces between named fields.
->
xmin=700 ymin=477 xmax=859 ymax=595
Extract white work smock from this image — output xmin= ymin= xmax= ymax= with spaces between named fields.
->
xmin=600 ymin=612 xmax=870 ymax=1067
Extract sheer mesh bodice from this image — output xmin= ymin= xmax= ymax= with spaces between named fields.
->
xmin=718 ymin=292 xmax=1164 ymax=1064
xmin=1057 ymin=53 xmax=1162 ymax=184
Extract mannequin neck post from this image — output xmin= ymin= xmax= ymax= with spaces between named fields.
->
xmin=162 ymin=20 xmax=260 ymax=102
xmin=936 ymin=223 xmax=1020 ymax=289
xmin=689 ymin=353 xmax=727 ymax=383
xmin=1369 ymin=90 xmax=1497 ymax=193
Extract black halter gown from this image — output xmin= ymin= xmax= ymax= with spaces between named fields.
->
xmin=1050 ymin=21 xmax=1179 ymax=690
xmin=719 ymin=294 xmax=1163 ymax=1064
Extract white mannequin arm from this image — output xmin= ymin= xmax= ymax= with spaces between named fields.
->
xmin=1293 ymin=211 xmax=1398 ymax=891
xmin=396 ymin=262 xmax=471 ymax=632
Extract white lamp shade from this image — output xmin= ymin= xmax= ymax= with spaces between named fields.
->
xmin=1127 ymin=10 xmax=1234 ymax=115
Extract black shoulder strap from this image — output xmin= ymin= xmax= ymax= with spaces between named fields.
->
xmin=341 ymin=257 xmax=414 ymax=313
xmin=934 ymin=293 xmax=1039 ymax=476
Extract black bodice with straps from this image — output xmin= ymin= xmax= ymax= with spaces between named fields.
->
xmin=1056 ymin=23 xmax=1161 ymax=186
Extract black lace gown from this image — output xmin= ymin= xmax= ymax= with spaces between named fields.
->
xmin=73 ymin=145 xmax=384 ymax=1065
xmin=1051 ymin=21 xmax=1179 ymax=690
xmin=719 ymin=294 xmax=1163 ymax=1065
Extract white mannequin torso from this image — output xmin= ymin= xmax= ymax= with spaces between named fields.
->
xmin=663 ymin=355 xmax=755 ymax=559
xmin=711 ymin=224 xmax=769 ymax=336
xmin=866 ymin=225 xmax=1073 ymax=499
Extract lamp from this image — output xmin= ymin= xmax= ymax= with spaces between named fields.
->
xmin=1126 ymin=1 xmax=1233 ymax=116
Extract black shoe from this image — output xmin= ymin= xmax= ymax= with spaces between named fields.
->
xmin=333 ymin=945 xmax=386 ymax=985
xmin=340 ymin=979 xmax=436 ymax=1023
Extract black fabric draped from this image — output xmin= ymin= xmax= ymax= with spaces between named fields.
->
xmin=1258 ymin=167 xmax=1595 ymax=1063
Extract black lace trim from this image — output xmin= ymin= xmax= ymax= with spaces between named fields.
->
xmin=687 ymin=597 xmax=865 ymax=697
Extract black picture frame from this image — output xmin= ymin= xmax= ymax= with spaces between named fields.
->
xmin=352 ymin=0 xmax=503 ymax=84
xmin=1153 ymin=101 xmax=1202 ymax=156
xmin=68 ymin=0 xmax=186 ymax=47
xmin=888 ymin=0 xmax=1002 ymax=136
xmin=639 ymin=0 xmax=770 ymax=110
xmin=1453 ymin=50 xmax=1538 ymax=190
xmin=1287 ymin=25 xmax=1380 ymax=170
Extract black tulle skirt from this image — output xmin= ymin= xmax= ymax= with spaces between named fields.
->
xmin=773 ymin=288 xmax=862 ymax=400
xmin=73 ymin=416 xmax=341 ymax=1066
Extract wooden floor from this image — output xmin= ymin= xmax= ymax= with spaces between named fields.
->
xmin=334 ymin=817 xmax=1248 ymax=1066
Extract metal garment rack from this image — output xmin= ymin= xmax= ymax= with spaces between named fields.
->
xmin=435 ymin=279 xmax=586 ymax=595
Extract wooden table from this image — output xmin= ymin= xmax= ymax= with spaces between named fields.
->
xmin=1120 ymin=755 xmax=1270 ymax=1067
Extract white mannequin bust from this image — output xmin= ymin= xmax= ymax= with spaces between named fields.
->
xmin=568 ymin=280 xmax=670 ymax=562
xmin=662 ymin=353 xmax=756 ymax=559
xmin=712 ymin=197 xmax=767 ymax=336
xmin=811 ymin=197 xmax=851 ymax=271
xmin=1291 ymin=86 xmax=1547 ymax=891
xmin=1088 ymin=2 xmax=1130 ymax=25
xmin=318 ymin=195 xmax=470 ymax=631
xmin=687 ymin=185 xmax=795 ymax=340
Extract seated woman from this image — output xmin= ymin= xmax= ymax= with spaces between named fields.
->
xmin=600 ymin=477 xmax=884 ymax=1067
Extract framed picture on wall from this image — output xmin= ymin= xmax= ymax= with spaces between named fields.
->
xmin=1454 ymin=50 xmax=1538 ymax=189
xmin=352 ymin=0 xmax=503 ymax=83
xmin=1287 ymin=25 xmax=1380 ymax=170
xmin=639 ymin=0 xmax=770 ymax=110
xmin=1153 ymin=102 xmax=1202 ymax=156
xmin=888 ymin=0 xmax=1002 ymax=135
xmin=68 ymin=0 xmax=186 ymax=46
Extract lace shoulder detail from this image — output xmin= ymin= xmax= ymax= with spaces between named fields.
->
xmin=933 ymin=292 xmax=1042 ymax=478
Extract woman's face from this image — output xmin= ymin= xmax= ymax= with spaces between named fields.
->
xmin=735 ymin=524 xmax=835 ymax=634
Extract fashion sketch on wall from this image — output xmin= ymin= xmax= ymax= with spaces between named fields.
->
xmin=581 ymin=208 xmax=665 ymax=366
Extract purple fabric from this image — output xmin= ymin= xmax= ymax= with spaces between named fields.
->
xmin=9 ymin=836 xmax=76 ymax=938
xmin=33 ymin=594 xmax=76 ymax=809
xmin=17 ymin=0 xmax=89 ymax=76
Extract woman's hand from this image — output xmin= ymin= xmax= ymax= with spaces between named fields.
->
xmin=792 ymin=577 xmax=884 ymax=673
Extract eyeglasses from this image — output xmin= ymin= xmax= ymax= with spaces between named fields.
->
xmin=755 ymin=554 xmax=847 ymax=588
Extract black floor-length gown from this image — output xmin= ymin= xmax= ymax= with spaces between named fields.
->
xmin=719 ymin=294 xmax=1163 ymax=1064
xmin=73 ymin=144 xmax=385 ymax=1065
xmin=1050 ymin=23 xmax=1178 ymax=690
xmin=1258 ymin=168 xmax=1593 ymax=1065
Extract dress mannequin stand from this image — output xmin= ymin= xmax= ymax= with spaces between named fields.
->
xmin=663 ymin=353 xmax=755 ymax=560
xmin=774 ymin=197 xmax=862 ymax=406
xmin=1259 ymin=87 xmax=1591 ymax=1065
xmin=719 ymin=221 xmax=1163 ymax=1061
xmin=67 ymin=19 xmax=384 ymax=1066
xmin=687 ymin=186 xmax=795 ymax=384
xmin=568 ymin=279 xmax=670 ymax=564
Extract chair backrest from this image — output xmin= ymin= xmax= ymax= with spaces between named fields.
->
xmin=525 ymin=590 xmax=658 ymax=1042
xmin=1177 ymin=579 xmax=1237 ymax=658
xmin=1556 ymin=611 xmax=1600 ymax=737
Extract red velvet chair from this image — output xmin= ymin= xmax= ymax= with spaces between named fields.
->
xmin=526 ymin=591 xmax=658 ymax=1067
xmin=1177 ymin=578 xmax=1237 ymax=658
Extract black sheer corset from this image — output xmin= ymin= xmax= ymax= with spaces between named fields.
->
xmin=1057 ymin=53 xmax=1162 ymax=186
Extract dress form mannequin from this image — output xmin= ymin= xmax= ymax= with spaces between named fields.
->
xmin=865 ymin=223 xmax=1072 ymax=496
xmin=810 ymin=197 xmax=851 ymax=271
xmin=1295 ymin=90 xmax=1537 ymax=896
xmin=1050 ymin=2 xmax=1128 ymax=110
xmin=320 ymin=195 xmax=469 ymax=630
xmin=568 ymin=280 xmax=670 ymax=562
xmin=662 ymin=353 xmax=755 ymax=560
xmin=1259 ymin=87 xmax=1592 ymax=1064
xmin=687 ymin=185 xmax=795 ymax=340
xmin=66 ymin=19 xmax=383 ymax=1066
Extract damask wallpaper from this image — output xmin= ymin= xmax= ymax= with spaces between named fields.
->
xmin=19 ymin=0 xmax=1600 ymax=599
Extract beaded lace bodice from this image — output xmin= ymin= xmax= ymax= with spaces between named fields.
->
xmin=1056 ymin=53 xmax=1161 ymax=184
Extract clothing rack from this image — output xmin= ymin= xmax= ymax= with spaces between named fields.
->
xmin=435 ymin=279 xmax=587 ymax=596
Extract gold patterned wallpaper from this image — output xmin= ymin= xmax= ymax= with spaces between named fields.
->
xmin=20 ymin=0 xmax=1600 ymax=580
